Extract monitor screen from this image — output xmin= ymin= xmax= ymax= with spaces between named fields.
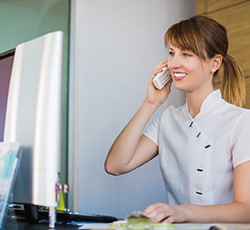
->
xmin=0 ymin=49 xmax=15 ymax=141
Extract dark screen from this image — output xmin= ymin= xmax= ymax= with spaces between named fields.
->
xmin=0 ymin=49 xmax=15 ymax=141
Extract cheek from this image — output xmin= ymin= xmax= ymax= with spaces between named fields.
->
xmin=192 ymin=63 xmax=208 ymax=78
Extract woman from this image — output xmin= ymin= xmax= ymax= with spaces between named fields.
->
xmin=105 ymin=15 xmax=250 ymax=223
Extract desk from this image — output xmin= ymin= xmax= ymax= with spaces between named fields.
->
xmin=78 ymin=222 xmax=250 ymax=230
xmin=4 ymin=220 xmax=250 ymax=230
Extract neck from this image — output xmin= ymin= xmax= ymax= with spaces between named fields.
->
xmin=186 ymin=88 xmax=214 ymax=118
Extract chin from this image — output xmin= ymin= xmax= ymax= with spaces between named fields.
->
xmin=173 ymin=82 xmax=186 ymax=91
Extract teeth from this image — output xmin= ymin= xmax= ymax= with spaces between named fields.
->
xmin=174 ymin=73 xmax=186 ymax=78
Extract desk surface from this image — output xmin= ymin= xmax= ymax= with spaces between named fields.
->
xmin=5 ymin=220 xmax=250 ymax=230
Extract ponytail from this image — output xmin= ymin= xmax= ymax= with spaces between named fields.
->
xmin=220 ymin=55 xmax=245 ymax=107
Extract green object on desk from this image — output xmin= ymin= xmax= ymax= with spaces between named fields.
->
xmin=109 ymin=211 xmax=174 ymax=230
xmin=127 ymin=211 xmax=151 ymax=225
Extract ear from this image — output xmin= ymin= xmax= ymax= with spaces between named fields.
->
xmin=211 ymin=54 xmax=223 ymax=73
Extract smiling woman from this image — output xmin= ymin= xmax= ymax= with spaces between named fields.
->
xmin=165 ymin=15 xmax=245 ymax=107
xmin=105 ymin=15 xmax=250 ymax=223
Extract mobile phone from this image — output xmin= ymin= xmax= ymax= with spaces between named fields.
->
xmin=152 ymin=67 xmax=171 ymax=90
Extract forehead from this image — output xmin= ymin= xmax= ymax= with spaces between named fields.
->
xmin=165 ymin=27 xmax=207 ymax=60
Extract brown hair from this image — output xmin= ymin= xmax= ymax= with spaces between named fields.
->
xmin=164 ymin=15 xmax=245 ymax=107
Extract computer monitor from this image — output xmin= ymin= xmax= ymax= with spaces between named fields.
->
xmin=0 ymin=32 xmax=119 ymax=226
xmin=0 ymin=32 xmax=63 ymax=221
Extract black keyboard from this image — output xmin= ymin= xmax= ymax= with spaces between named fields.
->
xmin=11 ymin=205 xmax=118 ymax=224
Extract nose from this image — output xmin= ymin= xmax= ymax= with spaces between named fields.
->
xmin=168 ymin=55 xmax=181 ymax=70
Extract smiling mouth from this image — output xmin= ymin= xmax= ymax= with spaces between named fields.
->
xmin=173 ymin=72 xmax=187 ymax=80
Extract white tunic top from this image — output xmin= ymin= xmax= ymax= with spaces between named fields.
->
xmin=143 ymin=90 xmax=250 ymax=205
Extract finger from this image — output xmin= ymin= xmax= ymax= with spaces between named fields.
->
xmin=157 ymin=60 xmax=168 ymax=67
xmin=143 ymin=204 xmax=162 ymax=220
xmin=155 ymin=60 xmax=168 ymax=71
xmin=164 ymin=79 xmax=173 ymax=90
xmin=162 ymin=215 xmax=174 ymax=223
xmin=153 ymin=61 xmax=169 ymax=77
xmin=143 ymin=203 xmax=170 ymax=223
xmin=151 ymin=66 xmax=169 ymax=81
xmin=150 ymin=211 xmax=169 ymax=223
xmin=142 ymin=204 xmax=156 ymax=216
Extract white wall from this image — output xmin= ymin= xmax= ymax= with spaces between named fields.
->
xmin=69 ymin=0 xmax=195 ymax=218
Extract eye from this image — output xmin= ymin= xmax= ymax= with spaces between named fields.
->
xmin=169 ymin=51 xmax=175 ymax=56
xmin=183 ymin=52 xmax=192 ymax=57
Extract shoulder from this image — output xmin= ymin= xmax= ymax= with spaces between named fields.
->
xmin=224 ymin=102 xmax=250 ymax=122
xmin=161 ymin=104 xmax=186 ymax=117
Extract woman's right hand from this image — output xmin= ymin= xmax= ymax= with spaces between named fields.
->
xmin=105 ymin=62 xmax=170 ymax=175
xmin=147 ymin=60 xmax=172 ymax=106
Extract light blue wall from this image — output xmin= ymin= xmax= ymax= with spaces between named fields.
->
xmin=0 ymin=0 xmax=70 ymax=193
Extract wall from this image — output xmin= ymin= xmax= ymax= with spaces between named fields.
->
xmin=196 ymin=0 xmax=250 ymax=108
xmin=69 ymin=0 xmax=195 ymax=218
xmin=0 ymin=0 xmax=70 ymax=187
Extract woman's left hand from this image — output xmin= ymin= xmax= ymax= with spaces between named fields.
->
xmin=142 ymin=202 xmax=186 ymax=223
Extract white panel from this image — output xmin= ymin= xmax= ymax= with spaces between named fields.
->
xmin=4 ymin=31 xmax=63 ymax=207
xmin=69 ymin=0 xmax=195 ymax=217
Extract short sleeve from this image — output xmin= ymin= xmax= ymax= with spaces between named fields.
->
xmin=143 ymin=117 xmax=160 ymax=145
xmin=231 ymin=110 xmax=250 ymax=167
